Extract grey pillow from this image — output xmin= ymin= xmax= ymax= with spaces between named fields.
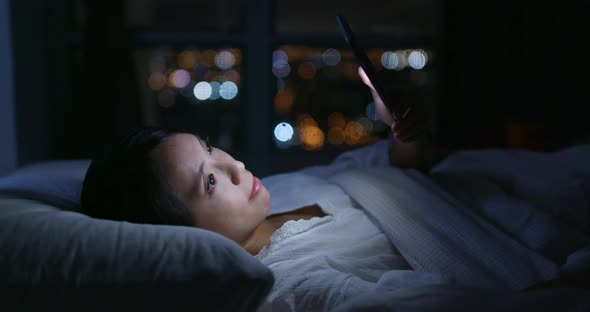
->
xmin=0 ymin=160 xmax=91 ymax=211
xmin=0 ymin=161 xmax=274 ymax=311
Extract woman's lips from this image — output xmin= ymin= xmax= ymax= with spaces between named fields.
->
xmin=249 ymin=176 xmax=261 ymax=201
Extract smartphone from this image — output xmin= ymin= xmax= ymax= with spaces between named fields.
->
xmin=336 ymin=15 xmax=399 ymax=121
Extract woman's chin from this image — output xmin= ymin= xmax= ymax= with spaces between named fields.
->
xmin=260 ymin=187 xmax=271 ymax=213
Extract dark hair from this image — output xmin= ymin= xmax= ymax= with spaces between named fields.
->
xmin=81 ymin=126 xmax=193 ymax=226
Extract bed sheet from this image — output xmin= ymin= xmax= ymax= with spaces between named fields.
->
xmin=266 ymin=141 xmax=590 ymax=310
xmin=333 ymin=284 xmax=590 ymax=312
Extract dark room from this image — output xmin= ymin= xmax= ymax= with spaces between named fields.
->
xmin=1 ymin=0 xmax=589 ymax=310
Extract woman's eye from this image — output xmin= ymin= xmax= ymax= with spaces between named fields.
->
xmin=206 ymin=173 xmax=216 ymax=193
xmin=205 ymin=136 xmax=212 ymax=155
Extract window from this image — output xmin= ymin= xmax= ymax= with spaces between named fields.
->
xmin=69 ymin=0 xmax=441 ymax=175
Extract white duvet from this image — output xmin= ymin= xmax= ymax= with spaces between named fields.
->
xmin=256 ymin=140 xmax=590 ymax=311
xmin=256 ymin=171 xmax=442 ymax=311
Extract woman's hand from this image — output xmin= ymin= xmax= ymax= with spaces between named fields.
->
xmin=358 ymin=66 xmax=439 ymax=172
xmin=358 ymin=67 xmax=426 ymax=142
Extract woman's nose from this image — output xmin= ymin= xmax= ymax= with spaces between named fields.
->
xmin=219 ymin=160 xmax=245 ymax=185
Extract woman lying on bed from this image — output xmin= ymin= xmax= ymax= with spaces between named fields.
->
xmin=81 ymin=67 xmax=436 ymax=246
xmin=81 ymin=69 xmax=590 ymax=311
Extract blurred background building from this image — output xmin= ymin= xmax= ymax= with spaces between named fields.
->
xmin=1 ymin=0 xmax=588 ymax=176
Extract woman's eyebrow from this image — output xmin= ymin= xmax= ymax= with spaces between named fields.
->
xmin=187 ymin=136 xmax=207 ymax=197
xmin=197 ymin=137 xmax=207 ymax=150
xmin=195 ymin=161 xmax=205 ymax=196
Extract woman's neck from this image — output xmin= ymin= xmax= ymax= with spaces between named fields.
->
xmin=241 ymin=219 xmax=283 ymax=256
xmin=241 ymin=204 xmax=327 ymax=256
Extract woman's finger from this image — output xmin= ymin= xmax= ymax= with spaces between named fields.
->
xmin=392 ymin=113 xmax=426 ymax=142
xmin=397 ymin=126 xmax=425 ymax=142
xmin=396 ymin=125 xmax=425 ymax=143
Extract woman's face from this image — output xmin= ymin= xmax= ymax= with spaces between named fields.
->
xmin=151 ymin=133 xmax=270 ymax=244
